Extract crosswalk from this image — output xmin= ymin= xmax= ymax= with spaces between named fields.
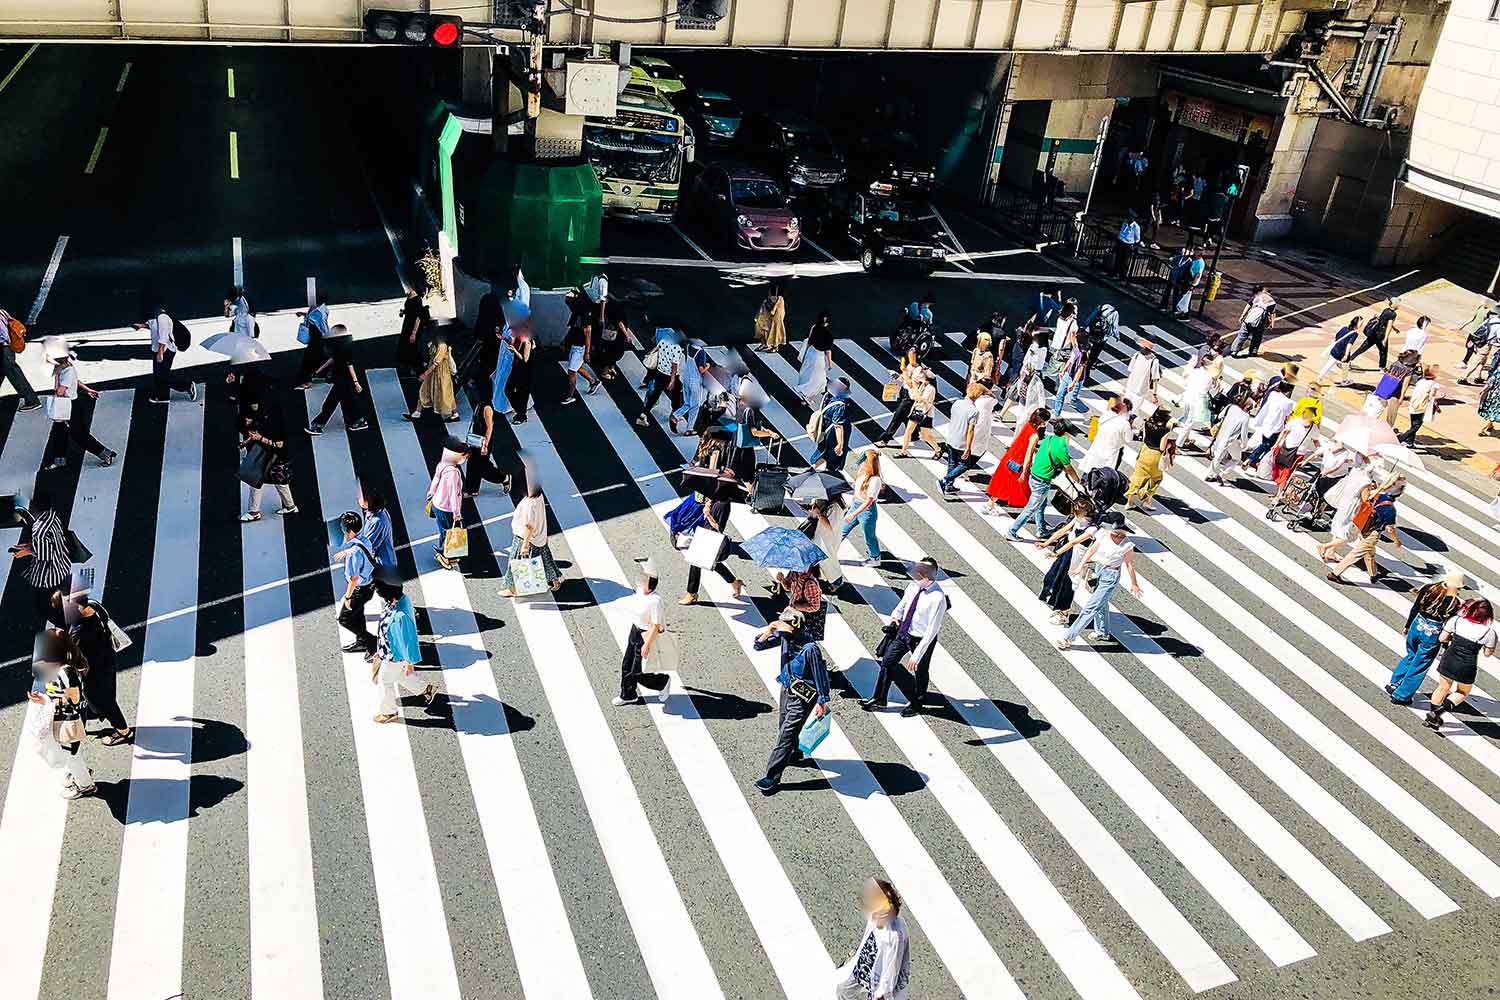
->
xmin=0 ymin=324 xmax=1498 ymax=999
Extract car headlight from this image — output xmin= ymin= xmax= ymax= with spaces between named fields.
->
xmin=887 ymin=245 xmax=905 ymax=255
xmin=790 ymin=164 xmax=808 ymax=178
xmin=931 ymin=247 xmax=946 ymax=257
xmin=787 ymin=216 xmax=800 ymax=233
xmin=736 ymin=214 xmax=752 ymax=229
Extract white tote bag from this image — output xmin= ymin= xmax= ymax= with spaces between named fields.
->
xmin=685 ymin=528 xmax=727 ymax=570
xmin=509 ymin=556 xmax=550 ymax=597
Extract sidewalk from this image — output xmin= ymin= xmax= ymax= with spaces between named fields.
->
xmin=1071 ymin=202 xmax=1500 ymax=478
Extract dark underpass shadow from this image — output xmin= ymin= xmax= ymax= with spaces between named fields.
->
xmin=677 ymin=685 xmax=772 ymax=722
xmin=93 ymin=774 xmax=245 ymax=825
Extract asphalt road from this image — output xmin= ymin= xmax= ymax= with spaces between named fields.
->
xmin=1 ymin=42 xmax=1500 ymax=1000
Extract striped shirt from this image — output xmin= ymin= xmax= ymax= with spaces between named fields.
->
xmin=24 ymin=510 xmax=72 ymax=588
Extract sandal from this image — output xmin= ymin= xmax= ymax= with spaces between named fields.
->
xmin=373 ymin=713 xmax=400 ymax=724
xmin=498 ymin=587 xmax=516 ymax=598
xmin=101 ymin=728 xmax=134 ymax=746
xmin=550 ymin=580 xmax=563 ymax=592
xmin=423 ymin=684 xmax=437 ymax=706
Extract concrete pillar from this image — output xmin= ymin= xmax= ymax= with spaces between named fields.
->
xmin=1249 ymin=107 xmax=1316 ymax=242
xmin=1041 ymin=98 xmax=1115 ymax=193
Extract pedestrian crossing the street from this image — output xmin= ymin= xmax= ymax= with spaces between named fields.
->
xmin=1 ymin=331 xmax=1500 ymax=1000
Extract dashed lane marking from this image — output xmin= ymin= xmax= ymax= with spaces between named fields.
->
xmin=0 ymin=42 xmax=38 ymax=97
xmin=228 ymin=130 xmax=239 ymax=179
xmin=27 ymin=235 xmax=68 ymax=324
xmin=232 ymin=237 xmax=244 ymax=287
xmin=115 ymin=61 xmax=132 ymax=93
xmin=932 ymin=270 xmax=1083 ymax=284
xmin=227 ymin=66 xmax=235 ymax=99
xmin=84 ymin=126 xmax=109 ymax=175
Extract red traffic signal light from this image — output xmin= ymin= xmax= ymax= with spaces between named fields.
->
xmin=364 ymin=9 xmax=463 ymax=47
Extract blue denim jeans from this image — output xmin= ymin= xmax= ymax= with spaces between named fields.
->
xmin=939 ymin=452 xmax=979 ymax=491
xmin=1007 ymin=476 xmax=1053 ymax=538
xmin=1064 ymin=566 xmax=1120 ymax=641
xmin=1390 ymin=615 xmax=1444 ymax=700
xmin=1053 ymin=370 xmax=1089 ymax=414
xmin=841 ymin=505 xmax=880 ymax=560
xmin=433 ymin=507 xmax=455 ymax=561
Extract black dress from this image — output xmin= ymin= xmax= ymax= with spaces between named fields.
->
xmin=395 ymin=294 xmax=429 ymax=372
xmin=1438 ymin=620 xmax=1494 ymax=685
xmin=71 ymin=604 xmax=128 ymax=731
xmin=506 ymin=337 xmax=535 ymax=419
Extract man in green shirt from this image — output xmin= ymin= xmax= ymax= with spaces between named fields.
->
xmin=1007 ymin=420 xmax=1081 ymax=540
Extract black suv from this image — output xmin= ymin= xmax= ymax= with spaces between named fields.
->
xmin=822 ymin=183 xmax=946 ymax=273
xmin=735 ymin=112 xmax=846 ymax=193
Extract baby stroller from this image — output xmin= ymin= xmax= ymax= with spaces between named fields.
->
xmin=1265 ymin=456 xmax=1332 ymax=532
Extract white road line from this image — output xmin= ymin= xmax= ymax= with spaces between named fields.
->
xmin=302 ymin=389 xmax=462 ymax=1000
xmin=928 ymin=205 xmax=974 ymax=272
xmin=932 ymin=270 xmax=1083 ymax=284
xmin=232 ymin=237 xmax=244 ymax=287
xmin=227 ymin=66 xmax=236 ymax=99
xmin=594 ymin=361 xmax=1026 ymax=999
xmin=839 ymin=341 xmax=1455 ymax=926
xmin=83 ymin=126 xmax=109 ymax=175
xmin=241 ymin=481 xmax=324 ymax=999
xmin=0 ymin=43 xmax=38 ymax=96
xmin=669 ymin=222 xmax=714 ymax=261
xmin=229 ymin=131 xmax=240 ymax=179
xmin=507 ymin=412 xmax=729 ymax=1000
xmin=558 ymin=387 xmax=843 ymax=998
xmin=369 ymin=373 xmax=595 ymax=998
xmin=305 ymin=277 xmax=317 ymax=308
xmin=756 ymin=350 xmax=1315 ymax=967
xmin=27 ymin=235 xmax=69 ymax=325
xmin=106 ymin=400 xmax=205 ymax=1000
xmin=803 ymin=236 xmax=837 ymax=262
xmin=0 ymin=390 xmax=129 ymax=1000
xmin=115 ymin=61 xmax=132 ymax=93
xmin=1031 ymin=342 xmax=1500 ymax=845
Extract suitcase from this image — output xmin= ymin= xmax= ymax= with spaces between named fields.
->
xmin=751 ymin=465 xmax=790 ymax=514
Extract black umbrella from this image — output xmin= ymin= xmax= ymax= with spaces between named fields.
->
xmin=787 ymin=470 xmax=851 ymax=503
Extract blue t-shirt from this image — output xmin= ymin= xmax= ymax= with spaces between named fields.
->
xmin=360 ymin=509 xmax=397 ymax=568
xmin=344 ymin=539 xmax=375 ymax=587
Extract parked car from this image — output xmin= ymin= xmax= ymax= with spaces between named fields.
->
xmin=630 ymin=55 xmax=687 ymax=95
xmin=736 ymin=112 xmax=846 ymax=192
xmin=685 ymin=165 xmax=801 ymax=252
xmin=848 ymin=127 xmax=936 ymax=191
xmin=822 ymin=182 xmax=945 ymax=273
xmin=671 ymin=88 xmax=743 ymax=144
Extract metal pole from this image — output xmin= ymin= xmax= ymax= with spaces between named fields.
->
xmin=1198 ymin=189 xmax=1239 ymax=318
xmin=1074 ymin=112 xmax=1111 ymax=255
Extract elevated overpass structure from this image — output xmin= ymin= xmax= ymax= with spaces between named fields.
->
xmin=1 ymin=0 xmax=1319 ymax=53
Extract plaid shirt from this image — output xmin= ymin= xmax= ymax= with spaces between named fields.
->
xmin=24 ymin=509 xmax=72 ymax=588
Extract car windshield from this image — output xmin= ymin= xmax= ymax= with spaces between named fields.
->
xmin=700 ymin=96 xmax=740 ymax=117
xmin=645 ymin=63 xmax=678 ymax=80
xmin=731 ymin=178 xmax=785 ymax=209
xmin=867 ymin=193 xmax=925 ymax=223
xmin=783 ymin=126 xmax=835 ymax=154
xmin=583 ymin=126 xmax=681 ymax=183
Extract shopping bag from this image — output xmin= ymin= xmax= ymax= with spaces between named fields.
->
xmin=442 ymin=525 xmax=469 ymax=559
xmin=509 ymin=555 xmax=550 ymax=596
xmin=797 ymin=711 xmax=831 ymax=756
xmin=238 ymin=443 xmax=273 ymax=489
xmin=1087 ymin=414 xmax=1100 ymax=442
xmin=881 ymin=382 xmax=900 ymax=403
xmin=685 ymin=527 xmax=727 ymax=569
xmin=644 ymin=630 xmax=680 ymax=675
xmin=106 ymin=615 xmax=133 ymax=652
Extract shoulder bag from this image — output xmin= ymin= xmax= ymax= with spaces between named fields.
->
xmin=65 ymin=529 xmax=92 ymax=565
xmin=239 ymin=442 xmax=273 ymax=489
xmin=1351 ymin=497 xmax=1377 ymax=534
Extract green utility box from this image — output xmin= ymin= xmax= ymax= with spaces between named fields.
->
xmin=462 ymin=156 xmax=602 ymax=291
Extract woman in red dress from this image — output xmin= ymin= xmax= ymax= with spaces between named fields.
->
xmin=985 ymin=407 xmax=1050 ymax=512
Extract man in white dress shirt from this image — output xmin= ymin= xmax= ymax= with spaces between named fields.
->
xmin=861 ymin=558 xmax=948 ymax=717
xmin=1242 ymin=381 xmax=1295 ymax=467
xmin=133 ymin=306 xmax=195 ymax=403
xmin=1079 ymin=394 xmax=1133 ymax=474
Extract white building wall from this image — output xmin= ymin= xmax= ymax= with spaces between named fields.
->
xmin=1406 ymin=0 xmax=1500 ymax=218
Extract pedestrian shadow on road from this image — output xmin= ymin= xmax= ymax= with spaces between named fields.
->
xmin=403 ymin=690 xmax=536 ymax=737
xmin=131 ymin=717 xmax=248 ymax=766
xmin=92 ymin=774 xmax=246 ymax=826
xmin=676 ymin=685 xmax=772 ymax=722
xmin=1129 ymin=617 xmax=1204 ymax=659
xmin=775 ymin=758 xmax=929 ymax=797
xmin=916 ymin=698 xmax=1053 ymax=743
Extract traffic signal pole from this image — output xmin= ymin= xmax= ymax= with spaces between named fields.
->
xmin=491 ymin=1 xmax=548 ymax=159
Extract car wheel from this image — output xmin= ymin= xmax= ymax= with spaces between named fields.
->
xmin=860 ymin=248 xmax=877 ymax=272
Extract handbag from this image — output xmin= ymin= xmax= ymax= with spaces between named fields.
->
xmin=881 ymin=382 xmax=900 ymax=403
xmin=106 ymin=615 xmax=133 ymax=652
xmin=297 ymin=319 xmax=311 ymax=345
xmin=796 ymin=711 xmax=831 ymax=756
xmin=509 ymin=554 xmax=550 ymax=596
xmin=685 ymin=527 xmax=727 ymax=570
xmin=642 ymin=344 xmax=660 ymax=371
xmin=52 ymin=718 xmax=86 ymax=745
xmin=6 ymin=315 xmax=25 ymax=353
xmin=1006 ymin=459 xmax=1022 ymax=474
xmin=425 ymin=498 xmax=434 ymax=518
xmin=1351 ymin=498 xmax=1376 ymax=534
xmin=238 ymin=442 xmax=273 ymax=489
xmin=65 ymin=529 xmax=91 ymax=565
xmin=442 ymin=525 xmax=469 ymax=559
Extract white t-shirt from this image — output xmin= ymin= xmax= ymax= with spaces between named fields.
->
xmin=969 ymin=394 xmax=998 ymax=456
xmin=1090 ymin=534 xmax=1135 ymax=570
xmin=1407 ymin=377 xmax=1438 ymax=419
xmin=1051 ymin=316 xmax=1077 ymax=353
xmin=1020 ymin=343 xmax=1047 ymax=376
xmin=1080 ymin=412 xmax=1131 ymax=473
xmin=514 ymin=495 xmax=548 ymax=547
xmin=1064 ymin=518 xmax=1097 ymax=571
xmin=1445 ymin=616 xmax=1497 ymax=650
xmin=634 ymin=589 xmax=665 ymax=632
xmin=48 ymin=365 xmax=76 ymax=422
xmin=945 ymin=397 xmax=979 ymax=450
xmin=1401 ymin=325 xmax=1428 ymax=354
xmin=230 ymin=296 xmax=256 ymax=339
xmin=855 ymin=472 xmax=883 ymax=504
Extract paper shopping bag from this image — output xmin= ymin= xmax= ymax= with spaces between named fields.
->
xmin=443 ymin=525 xmax=469 ymax=559
xmin=509 ymin=555 xmax=550 ymax=596
xmin=685 ymin=527 xmax=727 ymax=570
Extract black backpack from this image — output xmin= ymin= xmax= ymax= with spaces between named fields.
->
xmin=167 ymin=314 xmax=191 ymax=351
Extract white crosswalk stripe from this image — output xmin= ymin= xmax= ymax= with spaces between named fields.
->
xmin=0 ymin=334 xmax=1498 ymax=999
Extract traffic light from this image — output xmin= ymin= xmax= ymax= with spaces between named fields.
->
xmin=364 ymin=9 xmax=463 ymax=47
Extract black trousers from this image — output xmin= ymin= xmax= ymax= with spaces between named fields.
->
xmin=84 ymin=669 xmax=129 ymax=731
xmin=1 ymin=345 xmax=40 ymax=406
xmin=1346 ymin=334 xmax=1387 ymax=369
xmin=619 ymin=625 xmax=669 ymax=701
xmin=872 ymin=631 xmax=934 ymax=706
xmin=43 ymin=417 xmax=107 ymax=465
xmin=879 ymin=396 xmax=914 ymax=442
xmin=1398 ymin=412 xmax=1425 ymax=445
xmin=1245 ymin=324 xmax=1267 ymax=357
xmin=685 ymin=540 xmax=745 ymax=595
xmin=642 ymin=370 xmax=681 ymax=415
xmin=33 ymin=584 xmax=65 ymax=628
xmin=151 ymin=350 xmax=179 ymax=401
xmin=297 ymin=339 xmax=326 ymax=383
xmin=1112 ymin=240 xmax=1134 ymax=277
xmin=765 ymin=685 xmax=814 ymax=783
xmin=338 ymin=582 xmax=376 ymax=648
xmin=463 ymin=450 xmax=513 ymax=494
xmin=1040 ymin=551 xmax=1075 ymax=611
xmin=314 ymin=376 xmax=362 ymax=427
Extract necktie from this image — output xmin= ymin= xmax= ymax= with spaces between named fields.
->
xmin=897 ymin=587 xmax=922 ymax=640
